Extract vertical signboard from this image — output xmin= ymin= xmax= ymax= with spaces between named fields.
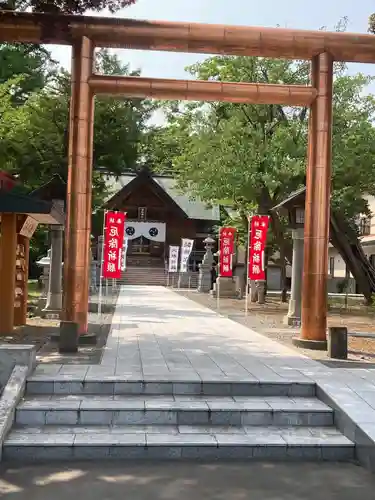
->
xmin=219 ymin=227 xmax=236 ymax=277
xmin=248 ymin=215 xmax=269 ymax=281
xmin=102 ymin=211 xmax=126 ymax=279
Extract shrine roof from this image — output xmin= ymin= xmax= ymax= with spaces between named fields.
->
xmin=105 ymin=173 xmax=220 ymax=221
xmin=0 ymin=190 xmax=65 ymax=225
xmin=271 ymin=187 xmax=306 ymax=212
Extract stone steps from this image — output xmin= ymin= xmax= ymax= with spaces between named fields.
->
xmin=120 ymin=267 xmax=167 ymax=286
xmin=2 ymin=377 xmax=355 ymax=463
xmin=4 ymin=425 xmax=354 ymax=462
xmin=15 ymin=395 xmax=334 ymax=427
xmin=25 ymin=377 xmax=316 ymax=397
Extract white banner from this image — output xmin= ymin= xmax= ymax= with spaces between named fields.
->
xmin=168 ymin=245 xmax=179 ymax=272
xmin=121 ymin=236 xmax=128 ymax=271
xmin=124 ymin=222 xmax=166 ymax=242
xmin=180 ymin=238 xmax=194 ymax=273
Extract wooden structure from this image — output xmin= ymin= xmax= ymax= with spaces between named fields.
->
xmin=273 ymin=188 xmax=375 ymax=305
xmin=104 ymin=168 xmax=219 ymax=271
xmin=2 ymin=11 xmax=374 ymax=345
xmin=0 ymin=187 xmax=65 ymax=335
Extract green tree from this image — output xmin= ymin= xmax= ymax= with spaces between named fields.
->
xmin=0 ymin=43 xmax=57 ymax=104
xmin=146 ymin=55 xmax=375 ymax=298
xmin=1 ymin=49 xmax=153 ymax=197
xmin=369 ymin=14 xmax=375 ymax=33
xmin=0 ymin=0 xmax=136 ymax=14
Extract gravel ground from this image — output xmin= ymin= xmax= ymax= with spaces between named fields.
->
xmin=0 ymin=294 xmax=117 ymax=365
xmin=177 ymin=290 xmax=375 ymax=367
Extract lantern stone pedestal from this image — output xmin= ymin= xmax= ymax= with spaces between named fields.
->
xmin=198 ymin=237 xmax=215 ymax=293
xmin=36 ymin=250 xmax=51 ymax=313
xmin=211 ymin=277 xmax=237 ymax=298
xmin=42 ymin=225 xmax=64 ymax=319
xmin=284 ymin=227 xmax=304 ymax=326
xmin=178 ymin=272 xmax=192 ymax=288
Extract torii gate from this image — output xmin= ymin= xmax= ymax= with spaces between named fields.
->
xmin=2 ymin=10 xmax=375 ymax=348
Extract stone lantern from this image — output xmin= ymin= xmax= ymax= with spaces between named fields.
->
xmin=272 ymin=189 xmax=305 ymax=326
xmin=197 ymin=236 xmax=215 ymax=293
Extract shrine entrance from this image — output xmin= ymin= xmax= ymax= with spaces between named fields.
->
xmin=130 ymin=236 xmax=151 ymax=255
xmin=2 ymin=10 xmax=374 ymax=346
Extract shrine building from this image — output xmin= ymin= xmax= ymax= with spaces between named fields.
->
xmin=101 ymin=168 xmax=220 ymax=285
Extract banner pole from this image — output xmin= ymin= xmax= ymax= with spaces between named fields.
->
xmin=245 ymin=216 xmax=250 ymax=317
xmin=98 ymin=210 xmax=106 ymax=318
xmin=217 ymin=228 xmax=220 ymax=312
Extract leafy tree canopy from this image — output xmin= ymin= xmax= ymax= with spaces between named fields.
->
xmin=0 ymin=48 xmax=153 ymax=201
xmin=0 ymin=0 xmax=136 ymax=14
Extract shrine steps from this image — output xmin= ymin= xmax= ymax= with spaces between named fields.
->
xmin=3 ymin=378 xmax=355 ymax=463
xmin=121 ymin=266 xmax=167 ymax=286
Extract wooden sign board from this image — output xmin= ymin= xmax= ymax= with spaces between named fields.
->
xmin=19 ymin=216 xmax=38 ymax=239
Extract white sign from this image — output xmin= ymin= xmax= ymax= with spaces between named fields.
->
xmin=121 ymin=236 xmax=128 ymax=271
xmin=180 ymin=238 xmax=194 ymax=273
xmin=168 ymin=245 xmax=179 ymax=272
xmin=19 ymin=216 xmax=38 ymax=239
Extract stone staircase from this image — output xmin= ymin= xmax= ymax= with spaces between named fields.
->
xmin=3 ymin=377 xmax=355 ymax=462
xmin=121 ymin=266 xmax=167 ymax=286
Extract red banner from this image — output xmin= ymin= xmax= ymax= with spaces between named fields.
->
xmin=102 ymin=211 xmax=126 ymax=279
xmin=219 ymin=227 xmax=236 ymax=277
xmin=248 ymin=215 xmax=269 ymax=281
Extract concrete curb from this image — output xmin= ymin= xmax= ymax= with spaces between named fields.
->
xmin=0 ymin=365 xmax=29 ymax=461
xmin=0 ymin=345 xmax=36 ymax=388
xmin=316 ymin=383 xmax=375 ymax=471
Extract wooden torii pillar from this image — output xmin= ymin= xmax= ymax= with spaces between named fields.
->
xmin=62 ymin=36 xmax=94 ymax=336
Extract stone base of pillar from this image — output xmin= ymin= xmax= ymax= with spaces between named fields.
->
xmin=292 ymin=336 xmax=327 ymax=351
xmin=58 ymin=321 xmax=79 ymax=353
xmin=211 ymin=277 xmax=237 ymax=298
xmin=283 ymin=299 xmax=301 ymax=327
xmin=41 ymin=309 xmax=61 ymax=320
xmin=53 ymin=330 xmax=97 ymax=346
xmin=283 ymin=315 xmax=301 ymax=327
xmin=328 ymin=327 xmax=348 ymax=359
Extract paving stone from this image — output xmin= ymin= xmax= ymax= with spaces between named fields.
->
xmin=4 ymin=446 xmax=75 ymax=462
xmin=173 ymin=382 xmax=202 ymax=395
xmin=26 ymin=381 xmax=53 ymax=395
xmin=146 ymin=433 xmax=217 ymax=446
xmin=178 ymin=411 xmax=210 ymax=425
xmin=113 ymin=382 xmax=143 ymax=394
xmin=210 ymin=411 xmax=242 ymax=426
xmin=241 ymin=411 xmax=273 ymax=426
xmin=45 ymin=410 xmax=78 ymax=425
xmin=54 ymin=382 xmax=84 ymax=394
xmin=79 ymin=410 xmax=114 ymax=425
xmin=143 ymin=382 xmax=173 ymax=394
xmin=82 ymin=382 xmax=114 ymax=395
xmin=16 ymin=410 xmax=45 ymax=426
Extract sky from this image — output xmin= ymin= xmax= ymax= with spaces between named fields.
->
xmin=48 ymin=0 xmax=375 ymax=123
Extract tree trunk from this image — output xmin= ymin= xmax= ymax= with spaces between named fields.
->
xmin=330 ymin=213 xmax=375 ymax=305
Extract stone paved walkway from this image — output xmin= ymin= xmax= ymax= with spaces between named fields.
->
xmin=32 ymin=286 xmax=375 ymax=470
xmin=100 ymin=286 xmax=313 ymax=380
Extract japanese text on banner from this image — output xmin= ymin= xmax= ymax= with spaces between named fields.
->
xmin=102 ymin=211 xmax=126 ymax=279
xmin=219 ymin=227 xmax=236 ymax=277
xmin=248 ymin=215 xmax=269 ymax=281
xmin=180 ymin=238 xmax=194 ymax=273
xmin=168 ymin=245 xmax=180 ymax=272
